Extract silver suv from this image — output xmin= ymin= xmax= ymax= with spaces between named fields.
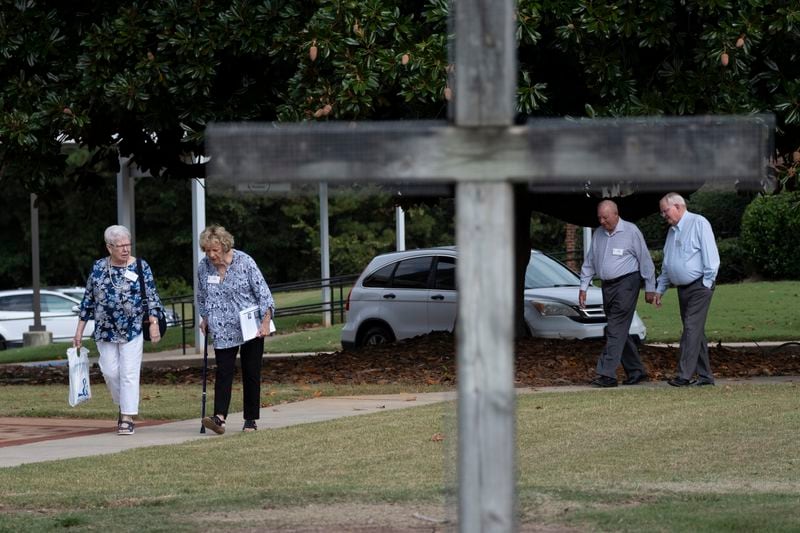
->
xmin=340 ymin=247 xmax=647 ymax=349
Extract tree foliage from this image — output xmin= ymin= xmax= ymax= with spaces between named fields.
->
xmin=1 ymin=0 xmax=800 ymax=289
xmin=2 ymin=0 xmax=798 ymax=192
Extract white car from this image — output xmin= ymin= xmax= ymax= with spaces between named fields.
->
xmin=51 ymin=286 xmax=181 ymax=327
xmin=49 ymin=286 xmax=87 ymax=301
xmin=0 ymin=289 xmax=94 ymax=349
xmin=341 ymin=247 xmax=647 ymax=349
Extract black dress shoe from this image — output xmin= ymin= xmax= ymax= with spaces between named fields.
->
xmin=667 ymin=377 xmax=693 ymax=387
xmin=622 ymin=374 xmax=649 ymax=385
xmin=591 ymin=376 xmax=618 ymax=388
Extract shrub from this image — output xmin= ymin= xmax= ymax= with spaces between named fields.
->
xmin=687 ymin=191 xmax=754 ymax=240
xmin=650 ymin=249 xmax=663 ymax=279
xmin=157 ymin=277 xmax=193 ymax=299
xmin=637 ymin=212 xmax=668 ymax=250
xmin=715 ymin=238 xmax=750 ymax=283
xmin=740 ymin=192 xmax=800 ymax=280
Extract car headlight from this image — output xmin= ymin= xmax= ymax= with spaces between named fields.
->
xmin=531 ymin=301 xmax=580 ymax=317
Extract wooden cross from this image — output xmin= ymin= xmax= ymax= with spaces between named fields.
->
xmin=206 ymin=2 xmax=772 ymax=530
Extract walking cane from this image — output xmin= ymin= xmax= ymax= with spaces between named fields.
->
xmin=200 ymin=331 xmax=208 ymax=434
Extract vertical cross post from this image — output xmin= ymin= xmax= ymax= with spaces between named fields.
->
xmin=453 ymin=1 xmax=517 ymax=531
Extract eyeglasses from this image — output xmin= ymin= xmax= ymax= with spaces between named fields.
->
xmin=108 ymin=243 xmax=132 ymax=249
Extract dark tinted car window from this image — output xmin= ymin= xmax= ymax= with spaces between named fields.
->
xmin=392 ymin=256 xmax=433 ymax=289
xmin=363 ymin=263 xmax=396 ymax=288
xmin=0 ymin=294 xmax=33 ymax=311
xmin=433 ymin=256 xmax=456 ymax=290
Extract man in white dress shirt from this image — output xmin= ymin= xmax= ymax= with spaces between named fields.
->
xmin=654 ymin=192 xmax=720 ymax=387
xmin=580 ymin=200 xmax=656 ymax=387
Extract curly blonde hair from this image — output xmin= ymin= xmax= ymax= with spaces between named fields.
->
xmin=199 ymin=225 xmax=235 ymax=252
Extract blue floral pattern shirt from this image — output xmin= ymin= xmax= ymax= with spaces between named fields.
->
xmin=197 ymin=249 xmax=275 ymax=350
xmin=79 ymin=257 xmax=163 ymax=343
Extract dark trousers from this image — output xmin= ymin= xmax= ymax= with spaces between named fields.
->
xmin=597 ymin=273 xmax=646 ymax=379
xmin=676 ymin=279 xmax=715 ymax=383
xmin=213 ymin=336 xmax=265 ymax=421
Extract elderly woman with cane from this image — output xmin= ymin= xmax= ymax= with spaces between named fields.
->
xmin=73 ymin=225 xmax=164 ymax=435
xmin=197 ymin=225 xmax=275 ymax=434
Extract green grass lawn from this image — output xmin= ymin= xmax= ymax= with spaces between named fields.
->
xmin=0 ymin=383 xmax=798 ymax=531
xmin=637 ymin=280 xmax=800 ymax=343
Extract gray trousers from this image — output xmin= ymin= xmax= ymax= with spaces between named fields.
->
xmin=597 ymin=273 xmax=646 ymax=379
xmin=676 ymin=279 xmax=715 ymax=383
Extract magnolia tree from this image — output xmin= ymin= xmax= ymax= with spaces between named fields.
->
xmin=1 ymin=0 xmax=798 ymax=192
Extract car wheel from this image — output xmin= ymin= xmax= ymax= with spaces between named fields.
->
xmin=361 ymin=325 xmax=395 ymax=347
xmin=0 ymin=336 xmax=6 ymax=351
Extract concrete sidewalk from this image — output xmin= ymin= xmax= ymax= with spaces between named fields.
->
xmin=0 ymin=391 xmax=456 ymax=468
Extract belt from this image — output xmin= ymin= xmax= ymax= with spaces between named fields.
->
xmin=676 ymin=277 xmax=703 ymax=289
xmin=602 ymin=271 xmax=639 ymax=285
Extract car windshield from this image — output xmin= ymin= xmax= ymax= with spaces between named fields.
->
xmin=524 ymin=251 xmax=580 ymax=289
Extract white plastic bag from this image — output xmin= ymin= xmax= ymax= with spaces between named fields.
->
xmin=67 ymin=347 xmax=92 ymax=407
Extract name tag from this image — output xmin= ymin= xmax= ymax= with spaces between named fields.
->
xmin=612 ymin=248 xmax=624 ymax=256
xmin=124 ymin=270 xmax=139 ymax=282
xmin=208 ymin=275 xmax=221 ymax=284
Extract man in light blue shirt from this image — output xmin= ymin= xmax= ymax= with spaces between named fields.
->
xmin=654 ymin=192 xmax=720 ymax=387
xmin=580 ymin=200 xmax=656 ymax=387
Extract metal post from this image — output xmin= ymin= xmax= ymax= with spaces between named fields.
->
xmin=395 ymin=205 xmax=406 ymax=251
xmin=116 ymin=155 xmax=136 ymax=252
xmin=24 ymin=193 xmax=51 ymax=347
xmin=30 ymin=194 xmax=43 ymax=331
xmin=583 ymin=227 xmax=593 ymax=261
xmin=320 ymin=182 xmax=331 ymax=327
xmin=192 ymin=178 xmax=207 ymax=353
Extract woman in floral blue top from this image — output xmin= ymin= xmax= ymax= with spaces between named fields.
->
xmin=198 ymin=225 xmax=275 ymax=434
xmin=73 ymin=225 xmax=163 ymax=435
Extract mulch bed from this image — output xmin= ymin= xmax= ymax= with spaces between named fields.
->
xmin=2 ymin=333 xmax=799 ymax=387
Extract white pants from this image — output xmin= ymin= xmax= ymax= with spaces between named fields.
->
xmin=97 ymin=334 xmax=143 ymax=416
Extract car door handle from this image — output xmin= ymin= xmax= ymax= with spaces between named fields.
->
xmin=430 ymin=294 xmax=444 ymax=300
xmin=383 ymin=294 xmax=396 ymax=299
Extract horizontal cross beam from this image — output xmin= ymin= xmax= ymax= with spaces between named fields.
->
xmin=206 ymin=115 xmax=774 ymax=191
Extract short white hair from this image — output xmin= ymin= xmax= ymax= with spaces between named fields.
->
xmin=597 ymin=199 xmax=619 ymax=214
xmin=661 ymin=192 xmax=686 ymax=207
xmin=104 ymin=225 xmax=131 ymax=245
